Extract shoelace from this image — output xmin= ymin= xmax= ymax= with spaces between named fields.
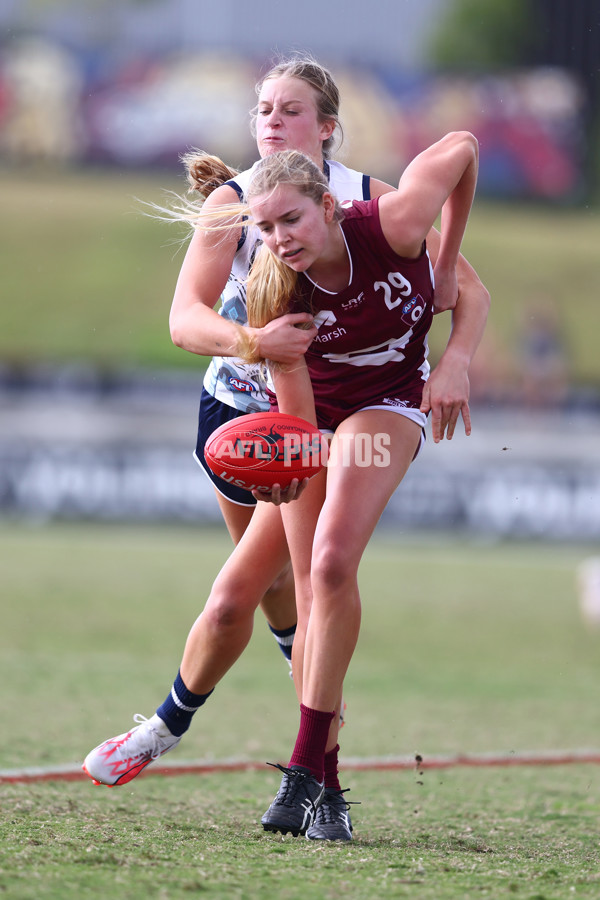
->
xmin=266 ymin=762 xmax=322 ymax=810
xmin=315 ymin=788 xmax=358 ymax=822
xmin=119 ymin=714 xmax=162 ymax=761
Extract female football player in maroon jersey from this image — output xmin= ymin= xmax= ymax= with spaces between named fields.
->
xmin=238 ymin=134 xmax=487 ymax=838
xmin=82 ymin=55 xmax=489 ymax=841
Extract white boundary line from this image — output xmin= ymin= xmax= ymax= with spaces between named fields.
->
xmin=2 ymin=749 xmax=600 ymax=784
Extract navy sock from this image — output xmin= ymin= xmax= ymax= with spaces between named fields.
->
xmin=268 ymin=623 xmax=296 ymax=661
xmin=156 ymin=670 xmax=213 ymax=737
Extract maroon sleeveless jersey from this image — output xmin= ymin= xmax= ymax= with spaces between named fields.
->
xmin=289 ymin=197 xmax=434 ymax=430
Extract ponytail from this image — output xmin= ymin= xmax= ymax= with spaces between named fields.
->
xmin=180 ymin=149 xmax=239 ymax=200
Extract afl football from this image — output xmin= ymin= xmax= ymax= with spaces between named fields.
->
xmin=204 ymin=412 xmax=325 ymax=492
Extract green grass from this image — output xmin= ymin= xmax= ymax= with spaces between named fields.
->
xmin=2 ymin=168 xmax=600 ymax=384
xmin=2 ymin=767 xmax=599 ymax=900
xmin=448 ymin=202 xmax=600 ymax=386
xmin=0 ymin=168 xmax=194 ymax=371
xmin=2 ymin=523 xmax=600 ymax=898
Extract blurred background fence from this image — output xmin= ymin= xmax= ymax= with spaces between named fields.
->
xmin=1 ymin=0 xmax=599 ymax=538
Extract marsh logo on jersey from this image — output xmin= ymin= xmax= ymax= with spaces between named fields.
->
xmin=313 ymin=310 xmax=337 ymax=329
xmin=401 ymin=294 xmax=426 ymax=328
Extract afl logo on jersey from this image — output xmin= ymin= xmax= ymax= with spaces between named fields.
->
xmin=228 ymin=376 xmax=254 ymax=393
xmin=401 ymin=294 xmax=426 ymax=327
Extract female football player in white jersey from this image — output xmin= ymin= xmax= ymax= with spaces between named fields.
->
xmin=82 ymin=57 xmax=490 ymax=842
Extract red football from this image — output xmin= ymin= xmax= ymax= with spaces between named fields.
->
xmin=204 ymin=412 xmax=325 ymax=492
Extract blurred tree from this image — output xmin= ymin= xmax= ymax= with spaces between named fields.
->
xmin=429 ymin=0 xmax=599 ymax=200
xmin=428 ymin=0 xmax=538 ymax=70
xmin=533 ymin=0 xmax=600 ymax=199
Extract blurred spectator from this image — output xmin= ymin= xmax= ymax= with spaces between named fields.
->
xmin=0 ymin=37 xmax=84 ymax=163
xmin=468 ymin=327 xmax=515 ymax=408
xmin=577 ymin=557 xmax=600 ymax=628
xmin=518 ymin=298 xmax=570 ymax=410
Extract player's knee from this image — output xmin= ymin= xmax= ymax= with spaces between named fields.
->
xmin=203 ymin=596 xmax=244 ymax=630
xmin=204 ymin=580 xmax=256 ymax=629
xmin=311 ymin=541 xmax=356 ymax=596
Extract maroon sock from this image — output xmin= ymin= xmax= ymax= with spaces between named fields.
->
xmin=289 ymin=704 xmax=335 ymax=781
xmin=323 ymin=744 xmax=341 ymax=791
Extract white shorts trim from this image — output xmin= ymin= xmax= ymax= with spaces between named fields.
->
xmin=359 ymin=404 xmax=427 ymax=430
xmin=353 ymin=404 xmax=427 ymax=456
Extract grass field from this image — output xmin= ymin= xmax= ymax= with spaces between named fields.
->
xmin=2 ymin=168 xmax=600 ymax=386
xmin=2 ymin=523 xmax=600 ymax=899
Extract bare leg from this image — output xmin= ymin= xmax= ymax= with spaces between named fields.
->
xmin=215 ymin=490 xmax=296 ymax=632
xmin=280 ymin=469 xmax=345 ymax=749
xmin=302 ymin=412 xmax=422 ymax=715
xmin=180 ymin=500 xmax=293 ymax=693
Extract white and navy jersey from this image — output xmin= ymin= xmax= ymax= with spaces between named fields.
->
xmin=203 ymin=160 xmax=372 ymax=412
xmin=285 ymin=197 xmax=435 ymax=431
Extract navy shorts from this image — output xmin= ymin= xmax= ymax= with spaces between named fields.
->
xmin=194 ymin=387 xmax=258 ymax=507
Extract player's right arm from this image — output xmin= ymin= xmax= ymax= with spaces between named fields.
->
xmin=169 ymin=184 xmax=243 ymax=357
xmin=169 ymin=184 xmax=316 ymax=363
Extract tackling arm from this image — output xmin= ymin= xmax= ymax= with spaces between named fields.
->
xmin=169 ymin=184 xmax=244 ymax=357
xmin=420 ymin=267 xmax=490 ymax=443
xmin=169 ymin=184 xmax=316 ymax=363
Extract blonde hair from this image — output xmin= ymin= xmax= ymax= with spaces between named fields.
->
xmin=180 ymin=149 xmax=238 ymax=200
xmin=251 ymin=53 xmax=343 ymax=159
xmin=235 ymin=150 xmax=343 ymax=362
xmin=141 ymin=151 xmax=240 ymax=228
